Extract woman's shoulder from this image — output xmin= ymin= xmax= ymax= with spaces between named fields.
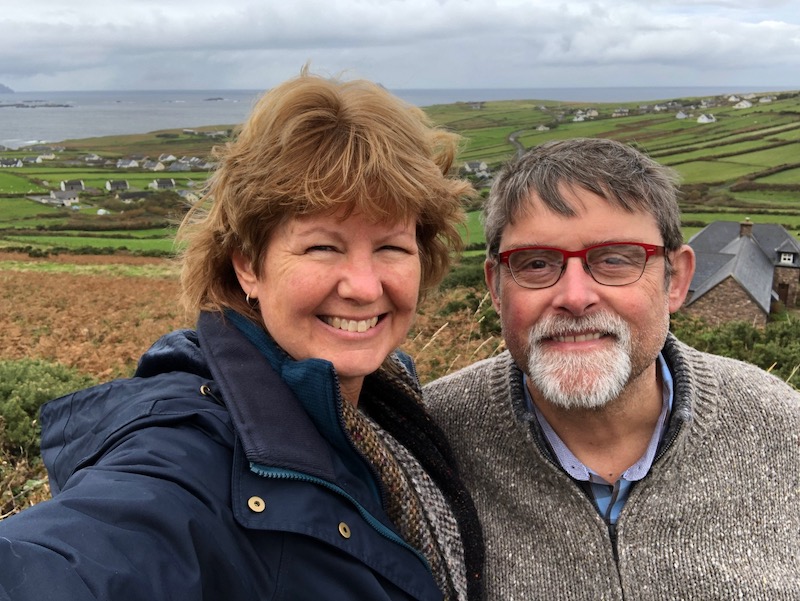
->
xmin=40 ymin=332 xmax=234 ymax=494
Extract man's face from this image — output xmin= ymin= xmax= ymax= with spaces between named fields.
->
xmin=485 ymin=186 xmax=692 ymax=410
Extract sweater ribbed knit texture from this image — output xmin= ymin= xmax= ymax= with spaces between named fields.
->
xmin=424 ymin=334 xmax=800 ymax=600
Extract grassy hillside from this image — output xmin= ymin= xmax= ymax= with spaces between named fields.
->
xmin=1 ymin=89 xmax=799 ymax=252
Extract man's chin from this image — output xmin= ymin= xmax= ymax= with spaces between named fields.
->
xmin=527 ymin=350 xmax=631 ymax=410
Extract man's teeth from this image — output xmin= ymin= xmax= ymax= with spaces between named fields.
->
xmin=553 ymin=332 xmax=603 ymax=343
xmin=324 ymin=316 xmax=379 ymax=332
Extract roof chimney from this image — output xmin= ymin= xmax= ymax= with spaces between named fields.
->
xmin=740 ymin=218 xmax=753 ymax=238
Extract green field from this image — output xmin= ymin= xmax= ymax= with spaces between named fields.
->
xmin=1 ymin=89 xmax=799 ymax=254
xmin=0 ymin=197 xmax=63 ymax=221
xmin=758 ymin=167 xmax=800 ymax=184
xmin=0 ymin=259 xmax=178 ymax=278
xmin=2 ymin=233 xmax=176 ymax=253
xmin=0 ymin=171 xmax=48 ymax=194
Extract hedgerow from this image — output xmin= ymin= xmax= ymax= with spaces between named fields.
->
xmin=0 ymin=359 xmax=96 ymax=458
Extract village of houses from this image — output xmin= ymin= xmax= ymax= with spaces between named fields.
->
xmin=457 ymin=92 xmax=780 ymax=181
xmin=0 ymin=131 xmax=220 ymax=210
xmin=2 ymin=92 xmax=798 ymax=329
xmin=567 ymin=92 xmax=776 ymax=125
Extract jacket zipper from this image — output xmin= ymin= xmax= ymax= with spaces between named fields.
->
xmin=248 ymin=462 xmax=433 ymax=574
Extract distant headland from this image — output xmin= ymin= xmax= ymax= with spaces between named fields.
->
xmin=0 ymin=83 xmax=13 ymax=94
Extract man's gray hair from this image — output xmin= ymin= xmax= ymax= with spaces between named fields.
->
xmin=483 ymin=138 xmax=683 ymax=258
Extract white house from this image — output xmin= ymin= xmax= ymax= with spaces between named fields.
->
xmin=149 ymin=178 xmax=176 ymax=190
xmin=177 ymin=189 xmax=200 ymax=203
xmin=733 ymin=100 xmax=753 ymax=109
xmin=462 ymin=161 xmax=490 ymax=179
xmin=697 ymin=114 xmax=716 ymax=124
xmin=50 ymin=190 xmax=79 ymax=206
xmin=105 ymin=180 xmax=129 ymax=192
xmin=60 ymin=179 xmax=84 ymax=191
xmin=142 ymin=160 xmax=166 ymax=171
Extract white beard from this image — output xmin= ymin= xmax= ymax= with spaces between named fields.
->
xmin=525 ymin=312 xmax=633 ymax=410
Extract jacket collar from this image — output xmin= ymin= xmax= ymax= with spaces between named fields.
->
xmin=197 ymin=311 xmax=378 ymax=497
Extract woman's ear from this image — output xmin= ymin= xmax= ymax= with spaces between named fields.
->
xmin=231 ymin=250 xmax=259 ymax=298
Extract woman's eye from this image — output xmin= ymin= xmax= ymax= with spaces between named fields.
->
xmin=306 ymin=245 xmax=337 ymax=253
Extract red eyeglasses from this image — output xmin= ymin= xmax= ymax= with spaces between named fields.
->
xmin=497 ymin=242 xmax=665 ymax=289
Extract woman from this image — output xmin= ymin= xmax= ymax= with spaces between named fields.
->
xmin=0 ymin=70 xmax=483 ymax=600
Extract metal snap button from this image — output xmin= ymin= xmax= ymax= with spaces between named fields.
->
xmin=338 ymin=522 xmax=351 ymax=539
xmin=248 ymin=496 xmax=266 ymax=513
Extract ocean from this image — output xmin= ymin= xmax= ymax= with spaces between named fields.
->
xmin=0 ymin=86 xmax=794 ymax=150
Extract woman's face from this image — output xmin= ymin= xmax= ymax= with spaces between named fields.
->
xmin=233 ymin=209 xmax=421 ymax=403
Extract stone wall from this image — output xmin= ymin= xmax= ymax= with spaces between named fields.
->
xmin=773 ymin=266 xmax=800 ymax=308
xmin=683 ymin=276 xmax=768 ymax=327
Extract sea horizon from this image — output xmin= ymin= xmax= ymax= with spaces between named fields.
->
xmin=1 ymin=85 xmax=796 ymax=150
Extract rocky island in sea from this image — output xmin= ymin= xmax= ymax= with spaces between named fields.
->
xmin=0 ymin=83 xmax=14 ymax=94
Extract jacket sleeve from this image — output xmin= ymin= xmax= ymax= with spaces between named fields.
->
xmin=0 ymin=384 xmax=270 ymax=600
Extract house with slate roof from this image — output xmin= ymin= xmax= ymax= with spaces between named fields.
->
xmin=684 ymin=219 xmax=800 ymax=326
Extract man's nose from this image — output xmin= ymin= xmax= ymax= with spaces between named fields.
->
xmin=549 ymin=257 xmax=600 ymax=315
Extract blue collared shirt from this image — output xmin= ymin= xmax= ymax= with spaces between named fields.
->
xmin=525 ymin=354 xmax=674 ymax=524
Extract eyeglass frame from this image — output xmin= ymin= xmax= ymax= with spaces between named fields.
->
xmin=495 ymin=241 xmax=665 ymax=289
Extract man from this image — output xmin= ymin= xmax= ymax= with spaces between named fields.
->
xmin=425 ymin=138 xmax=800 ymax=600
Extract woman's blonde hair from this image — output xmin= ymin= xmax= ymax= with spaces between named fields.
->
xmin=177 ymin=68 xmax=472 ymax=322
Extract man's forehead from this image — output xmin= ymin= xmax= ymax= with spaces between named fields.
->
xmin=503 ymin=188 xmax=661 ymax=243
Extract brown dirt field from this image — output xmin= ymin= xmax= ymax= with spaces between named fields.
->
xmin=0 ymin=251 xmax=500 ymax=382
xmin=0 ymin=254 xmax=188 ymax=379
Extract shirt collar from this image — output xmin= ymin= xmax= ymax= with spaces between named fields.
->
xmin=525 ymin=353 xmax=674 ymax=483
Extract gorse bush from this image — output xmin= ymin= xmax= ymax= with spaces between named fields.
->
xmin=671 ymin=313 xmax=800 ymax=385
xmin=1 ymin=359 xmax=95 ymax=517
xmin=0 ymin=359 xmax=96 ymax=458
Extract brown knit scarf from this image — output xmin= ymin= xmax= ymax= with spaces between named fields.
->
xmin=341 ymin=355 xmax=485 ymax=601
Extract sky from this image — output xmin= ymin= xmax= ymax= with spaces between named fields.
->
xmin=2 ymin=0 xmax=799 ymax=92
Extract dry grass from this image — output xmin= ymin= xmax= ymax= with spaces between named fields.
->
xmin=0 ymin=251 xmax=500 ymax=517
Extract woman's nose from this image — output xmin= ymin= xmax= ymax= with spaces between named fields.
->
xmin=337 ymin=258 xmax=383 ymax=302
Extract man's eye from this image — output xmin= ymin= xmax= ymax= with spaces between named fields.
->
xmin=517 ymin=256 xmax=554 ymax=271
xmin=596 ymin=254 xmax=634 ymax=266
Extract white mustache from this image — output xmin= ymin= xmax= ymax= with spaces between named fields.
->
xmin=529 ymin=312 xmax=629 ymax=347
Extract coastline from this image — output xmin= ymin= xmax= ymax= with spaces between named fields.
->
xmin=1 ymin=86 xmax=798 ymax=150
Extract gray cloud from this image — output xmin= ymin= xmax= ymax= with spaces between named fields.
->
xmin=1 ymin=0 xmax=798 ymax=91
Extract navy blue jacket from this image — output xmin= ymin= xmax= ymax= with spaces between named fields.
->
xmin=0 ymin=311 xmax=443 ymax=600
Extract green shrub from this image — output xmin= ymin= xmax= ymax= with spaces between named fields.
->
xmin=0 ymin=359 xmax=96 ymax=458
xmin=441 ymin=255 xmax=486 ymax=289
xmin=671 ymin=313 xmax=800 ymax=385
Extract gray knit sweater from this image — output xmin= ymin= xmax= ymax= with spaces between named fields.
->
xmin=424 ymin=334 xmax=800 ymax=600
